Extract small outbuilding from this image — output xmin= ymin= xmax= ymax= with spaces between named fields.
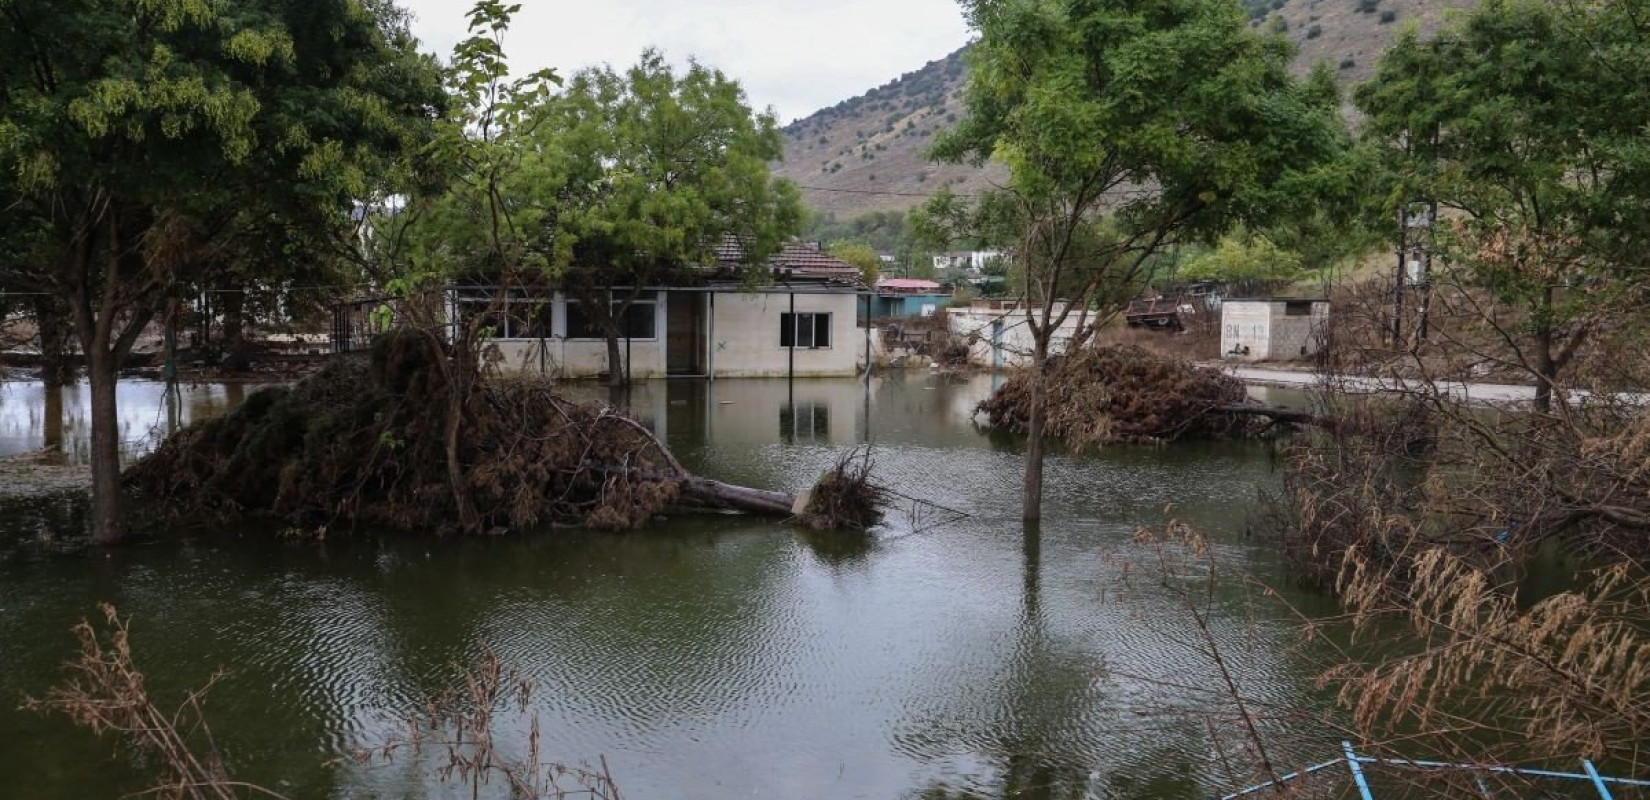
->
xmin=872 ymin=278 xmax=948 ymax=318
xmin=1220 ymin=298 xmax=1330 ymax=362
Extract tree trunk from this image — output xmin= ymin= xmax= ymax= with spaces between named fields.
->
xmin=604 ymin=329 xmax=626 ymax=388
xmin=1533 ymin=288 xmax=1556 ymax=414
xmin=1023 ymin=336 xmax=1050 ymax=521
xmin=33 ymin=296 xmax=72 ymax=387
xmin=85 ymin=342 xmax=124 ymax=544
xmin=219 ymin=284 xmax=248 ymax=371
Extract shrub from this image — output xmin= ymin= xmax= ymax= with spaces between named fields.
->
xmin=1379 ymin=9 xmax=1397 ymax=22
xmin=1270 ymin=15 xmax=1288 ymax=32
xmin=1358 ymin=0 xmax=1379 ymax=12
xmin=1339 ymin=57 xmax=1356 ymax=70
xmin=1307 ymin=24 xmax=1322 ymax=38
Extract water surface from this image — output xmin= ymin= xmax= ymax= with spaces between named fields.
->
xmin=0 ymin=373 xmax=1341 ymax=800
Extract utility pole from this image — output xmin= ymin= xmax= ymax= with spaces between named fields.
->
xmin=1392 ymin=206 xmax=1407 ymax=345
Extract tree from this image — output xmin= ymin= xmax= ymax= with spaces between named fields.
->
xmin=926 ymin=0 xmax=1347 ymax=519
xmin=827 ymin=242 xmax=883 ymax=285
xmin=0 ymin=0 xmax=445 ymax=543
xmin=531 ymin=52 xmax=803 ymax=387
xmin=1357 ymin=0 xmax=1650 ymax=412
xmin=1176 ymin=232 xmax=1304 ymax=294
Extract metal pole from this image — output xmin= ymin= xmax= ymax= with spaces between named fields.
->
xmin=707 ymin=291 xmax=716 ymax=382
xmin=1344 ymin=741 xmax=1376 ymax=800
xmin=1393 ymin=207 xmax=1407 ymax=345
xmin=1417 ymin=200 xmax=1436 ymax=341
xmin=1584 ymin=760 xmax=1617 ymax=800
xmin=788 ymin=291 xmax=795 ymax=389
xmin=863 ymin=293 xmax=872 ymax=383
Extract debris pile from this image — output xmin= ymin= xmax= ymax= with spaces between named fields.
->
xmin=127 ymin=331 xmax=848 ymax=534
xmin=800 ymin=447 xmax=887 ymax=530
xmin=975 ymin=344 xmax=1263 ymax=447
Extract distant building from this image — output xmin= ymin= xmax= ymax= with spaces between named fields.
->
xmin=872 ymin=278 xmax=948 ymax=318
xmin=333 ymin=239 xmax=872 ymax=379
xmin=946 ymin=299 xmax=1084 ymax=369
xmin=1220 ymin=298 xmax=1330 ymax=362
xmin=932 ymin=250 xmax=1004 ymax=273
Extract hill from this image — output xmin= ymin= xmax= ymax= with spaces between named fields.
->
xmin=775 ymin=0 xmax=1477 ymax=218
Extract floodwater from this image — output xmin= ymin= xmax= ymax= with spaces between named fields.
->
xmin=0 ymin=373 xmax=1349 ymax=800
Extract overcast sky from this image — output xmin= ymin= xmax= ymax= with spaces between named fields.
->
xmin=396 ymin=0 xmax=973 ymax=124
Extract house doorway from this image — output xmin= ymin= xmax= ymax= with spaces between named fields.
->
xmin=666 ymin=291 xmax=706 ymax=375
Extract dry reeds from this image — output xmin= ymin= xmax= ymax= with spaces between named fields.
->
xmin=23 ymin=604 xmax=289 ymax=800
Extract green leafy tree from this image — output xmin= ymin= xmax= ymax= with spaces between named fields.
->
xmin=1176 ymin=233 xmax=1304 ymax=293
xmin=926 ymin=0 xmax=1347 ymax=520
xmin=527 ymin=51 xmax=803 ymax=387
xmin=0 ymin=0 xmax=444 ymax=543
xmin=827 ymin=242 xmax=883 ymax=285
xmin=1357 ymin=0 xmax=1650 ymax=411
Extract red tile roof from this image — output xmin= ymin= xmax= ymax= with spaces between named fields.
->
xmin=713 ymin=236 xmax=860 ymax=278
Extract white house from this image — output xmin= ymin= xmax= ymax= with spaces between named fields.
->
xmin=1220 ymin=298 xmax=1330 ymax=362
xmin=932 ymin=250 xmax=1005 ymax=273
xmin=333 ymin=241 xmax=871 ymax=380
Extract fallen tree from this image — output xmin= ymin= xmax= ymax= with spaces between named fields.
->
xmin=975 ymin=344 xmax=1315 ymax=447
xmin=126 ymin=332 xmax=877 ymax=534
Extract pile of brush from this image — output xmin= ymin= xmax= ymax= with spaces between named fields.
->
xmin=976 ymin=344 xmax=1268 ymax=447
xmin=800 ymin=447 xmax=887 ymax=530
xmin=126 ymin=331 xmax=843 ymax=535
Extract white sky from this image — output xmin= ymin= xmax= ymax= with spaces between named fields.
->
xmin=396 ymin=0 xmax=973 ymax=124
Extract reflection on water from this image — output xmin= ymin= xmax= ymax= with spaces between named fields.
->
xmin=1 ymin=371 xmax=1340 ymax=800
xmin=0 ymin=380 xmax=249 ymax=463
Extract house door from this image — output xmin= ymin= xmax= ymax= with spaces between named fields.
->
xmin=666 ymin=291 xmax=704 ymax=375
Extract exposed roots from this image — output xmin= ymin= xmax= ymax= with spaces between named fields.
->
xmin=801 ymin=447 xmax=887 ymax=530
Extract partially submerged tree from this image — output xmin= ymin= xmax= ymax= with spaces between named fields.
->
xmin=1356 ymin=0 xmax=1650 ymax=412
xmin=0 ymin=0 xmax=444 ymax=543
xmin=926 ymin=0 xmax=1348 ymax=519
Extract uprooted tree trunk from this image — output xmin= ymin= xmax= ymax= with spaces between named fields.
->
xmin=125 ymin=330 xmax=873 ymax=534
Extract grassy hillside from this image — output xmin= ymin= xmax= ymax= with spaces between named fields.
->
xmin=775 ymin=0 xmax=1477 ymax=218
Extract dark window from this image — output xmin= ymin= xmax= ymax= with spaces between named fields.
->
xmin=567 ymin=293 xmax=657 ymax=339
xmin=1284 ymin=301 xmax=1313 ymax=317
xmin=780 ymin=312 xmax=832 ymax=349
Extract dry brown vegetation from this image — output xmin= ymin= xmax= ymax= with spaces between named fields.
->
xmin=975 ymin=344 xmax=1271 ymax=447
xmin=24 ymin=604 xmax=289 ymax=800
xmin=124 ymin=332 xmax=685 ymax=534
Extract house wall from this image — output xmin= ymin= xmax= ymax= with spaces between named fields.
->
xmin=709 ymin=292 xmax=861 ymax=378
xmin=481 ymin=290 xmax=861 ymax=379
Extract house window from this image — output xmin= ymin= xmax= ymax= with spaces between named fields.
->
xmin=455 ymin=292 xmax=554 ymax=339
xmin=780 ymin=312 xmax=832 ymax=349
xmin=567 ymin=292 xmax=657 ymax=339
xmin=1284 ymin=301 xmax=1313 ymax=317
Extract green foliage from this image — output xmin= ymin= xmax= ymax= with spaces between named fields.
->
xmin=1356 ymin=0 xmax=1650 ymax=397
xmin=1379 ymin=10 xmax=1397 ymax=23
xmin=1176 ymin=233 xmax=1303 ymax=287
xmin=926 ymin=0 xmax=1347 ymax=308
xmin=1358 ymin=0 xmax=1381 ymax=12
xmin=1307 ymin=24 xmax=1323 ymax=39
xmin=1271 ymin=16 xmax=1289 ymax=33
xmin=1340 ymin=57 xmax=1357 ymax=69
xmin=827 ymin=242 xmax=882 ymax=285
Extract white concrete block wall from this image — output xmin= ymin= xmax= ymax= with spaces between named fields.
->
xmin=1221 ymin=300 xmax=1329 ymax=362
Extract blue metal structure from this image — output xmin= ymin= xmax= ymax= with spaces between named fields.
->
xmin=1216 ymin=741 xmax=1650 ymax=799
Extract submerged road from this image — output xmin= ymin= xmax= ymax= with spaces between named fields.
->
xmin=1220 ymin=364 xmax=1647 ymax=406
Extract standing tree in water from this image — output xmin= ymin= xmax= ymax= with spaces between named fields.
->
xmin=0 ymin=0 xmax=444 ymax=542
xmin=925 ymin=0 xmax=1347 ymax=519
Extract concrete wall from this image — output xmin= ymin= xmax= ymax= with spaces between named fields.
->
xmin=1220 ymin=300 xmax=1329 ymax=362
xmin=946 ymin=304 xmax=1083 ymax=369
xmin=485 ymin=290 xmax=862 ymax=379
